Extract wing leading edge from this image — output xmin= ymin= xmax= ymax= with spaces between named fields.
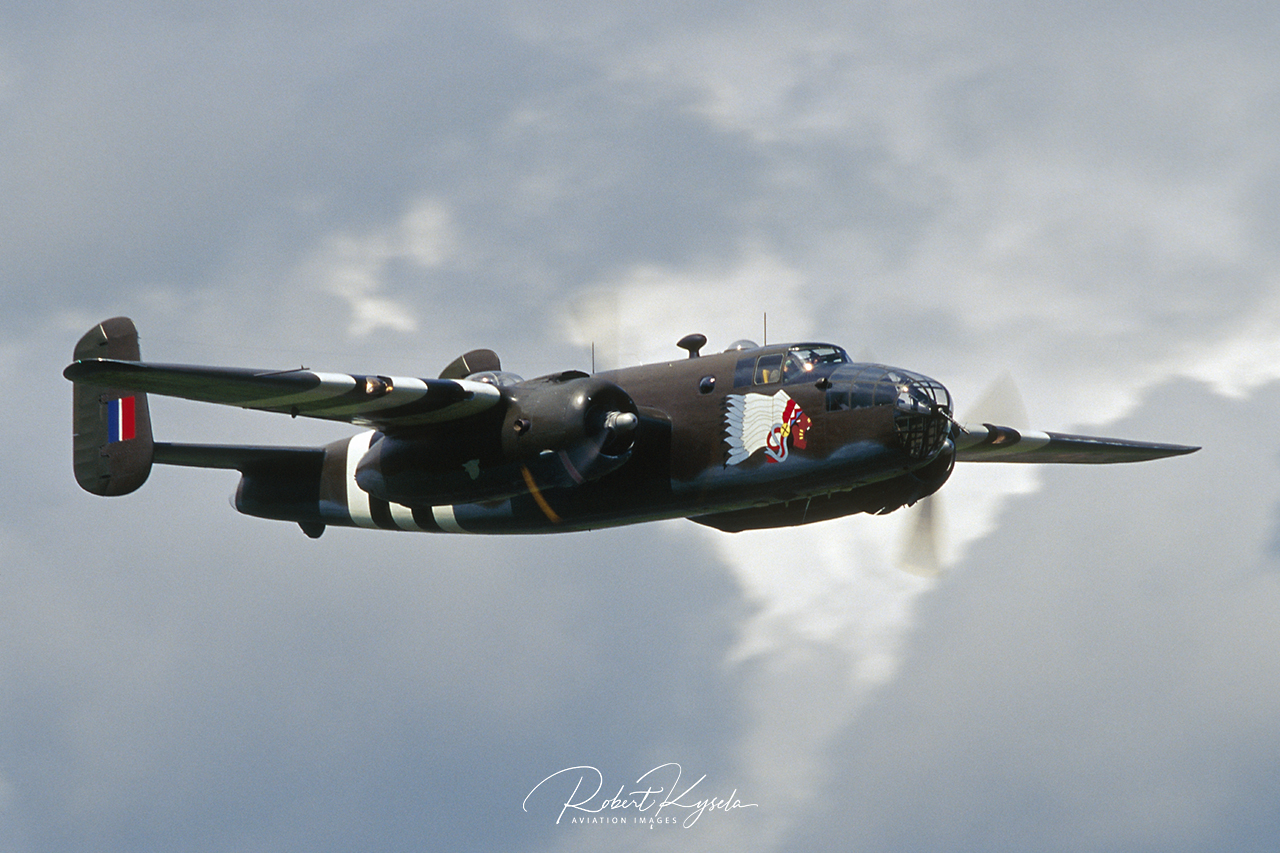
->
xmin=955 ymin=423 xmax=1199 ymax=464
xmin=62 ymin=358 xmax=502 ymax=430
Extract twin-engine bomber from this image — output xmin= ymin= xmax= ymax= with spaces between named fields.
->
xmin=64 ymin=318 xmax=1198 ymax=538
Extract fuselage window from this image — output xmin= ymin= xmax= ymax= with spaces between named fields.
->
xmin=754 ymin=354 xmax=783 ymax=384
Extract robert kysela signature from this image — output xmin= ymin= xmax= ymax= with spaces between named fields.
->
xmin=523 ymin=763 xmax=758 ymax=828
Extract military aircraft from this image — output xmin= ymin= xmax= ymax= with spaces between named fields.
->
xmin=64 ymin=317 xmax=1197 ymax=539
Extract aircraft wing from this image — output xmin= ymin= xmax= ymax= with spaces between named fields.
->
xmin=955 ymin=423 xmax=1199 ymax=464
xmin=62 ymin=358 xmax=502 ymax=430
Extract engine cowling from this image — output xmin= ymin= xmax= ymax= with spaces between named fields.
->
xmin=500 ymin=372 xmax=638 ymax=474
xmin=355 ymin=373 xmax=639 ymax=507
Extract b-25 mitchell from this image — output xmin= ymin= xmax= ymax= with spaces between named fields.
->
xmin=64 ymin=317 xmax=1197 ymax=539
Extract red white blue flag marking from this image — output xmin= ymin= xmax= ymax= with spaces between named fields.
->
xmin=108 ymin=396 xmax=137 ymax=443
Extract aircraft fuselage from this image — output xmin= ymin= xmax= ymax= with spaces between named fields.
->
xmin=240 ymin=341 xmax=957 ymax=535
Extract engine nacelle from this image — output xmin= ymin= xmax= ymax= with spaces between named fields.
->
xmin=499 ymin=371 xmax=638 ymax=473
xmin=355 ymin=373 xmax=639 ymax=507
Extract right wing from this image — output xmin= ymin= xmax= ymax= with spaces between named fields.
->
xmin=955 ymin=423 xmax=1199 ymax=464
xmin=62 ymin=358 xmax=502 ymax=430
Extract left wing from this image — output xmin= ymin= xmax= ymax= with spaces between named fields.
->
xmin=62 ymin=358 xmax=502 ymax=430
xmin=955 ymin=423 xmax=1199 ymax=463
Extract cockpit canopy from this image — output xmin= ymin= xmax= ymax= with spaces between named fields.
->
xmin=734 ymin=344 xmax=851 ymax=386
xmin=465 ymin=370 xmax=524 ymax=388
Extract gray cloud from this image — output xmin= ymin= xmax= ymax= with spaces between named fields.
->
xmin=781 ymin=380 xmax=1280 ymax=851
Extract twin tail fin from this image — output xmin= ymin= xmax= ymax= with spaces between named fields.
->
xmin=69 ymin=317 xmax=155 ymax=495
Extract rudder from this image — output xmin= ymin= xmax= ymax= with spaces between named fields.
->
xmin=69 ymin=317 xmax=154 ymax=496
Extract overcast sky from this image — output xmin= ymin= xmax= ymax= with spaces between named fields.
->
xmin=4 ymin=2 xmax=1279 ymax=850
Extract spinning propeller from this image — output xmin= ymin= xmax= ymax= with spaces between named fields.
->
xmin=898 ymin=373 xmax=1029 ymax=577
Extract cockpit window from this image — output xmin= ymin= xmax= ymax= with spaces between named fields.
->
xmin=735 ymin=345 xmax=850 ymax=387
xmin=781 ymin=352 xmax=809 ymax=382
xmin=790 ymin=345 xmax=849 ymax=365
xmin=783 ymin=345 xmax=850 ymax=382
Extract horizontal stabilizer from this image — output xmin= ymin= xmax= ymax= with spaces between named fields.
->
xmin=955 ymin=423 xmax=1199 ymax=464
xmin=154 ymin=442 xmax=324 ymax=471
xmin=63 ymin=358 xmax=502 ymax=430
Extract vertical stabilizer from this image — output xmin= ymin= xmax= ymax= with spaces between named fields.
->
xmin=70 ymin=317 xmax=154 ymax=495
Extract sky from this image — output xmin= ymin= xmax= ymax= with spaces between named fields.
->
xmin=3 ymin=1 xmax=1280 ymax=850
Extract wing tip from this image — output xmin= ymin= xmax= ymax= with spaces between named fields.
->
xmin=1046 ymin=433 xmax=1201 ymax=463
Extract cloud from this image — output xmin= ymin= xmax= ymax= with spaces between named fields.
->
xmin=1 ymin=471 xmax=749 ymax=850
xmin=304 ymin=198 xmax=458 ymax=336
xmin=547 ymin=1 xmax=1280 ymax=429
xmin=778 ymin=379 xmax=1280 ymax=852
xmin=563 ymin=247 xmax=813 ymax=369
